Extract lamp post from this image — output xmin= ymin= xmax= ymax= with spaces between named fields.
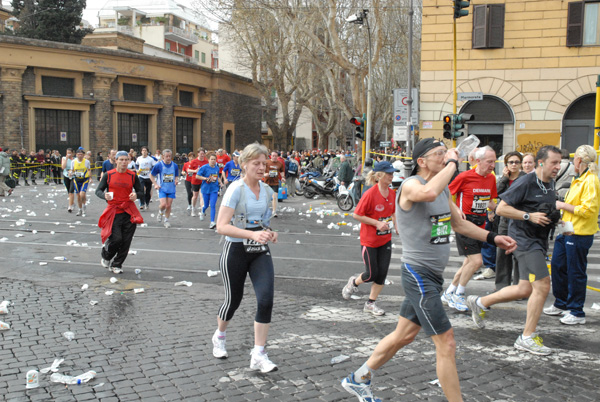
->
xmin=346 ymin=9 xmax=372 ymax=167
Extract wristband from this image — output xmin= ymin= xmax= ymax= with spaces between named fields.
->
xmin=486 ymin=231 xmax=498 ymax=245
xmin=445 ymin=159 xmax=459 ymax=170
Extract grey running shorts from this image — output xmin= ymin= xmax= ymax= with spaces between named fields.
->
xmin=513 ymin=249 xmax=549 ymax=282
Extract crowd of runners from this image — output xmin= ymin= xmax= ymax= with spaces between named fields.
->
xmin=1 ymin=139 xmax=598 ymax=402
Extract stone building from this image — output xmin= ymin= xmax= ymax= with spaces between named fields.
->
xmin=0 ymin=36 xmax=260 ymax=155
xmin=419 ymin=0 xmax=600 ymax=155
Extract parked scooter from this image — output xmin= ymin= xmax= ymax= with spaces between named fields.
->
xmin=303 ymin=171 xmax=339 ymax=198
xmin=337 ymin=178 xmax=359 ymax=211
xmin=296 ymin=169 xmax=321 ymax=196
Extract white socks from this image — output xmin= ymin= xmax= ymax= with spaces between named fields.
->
xmin=354 ymin=362 xmax=373 ymax=383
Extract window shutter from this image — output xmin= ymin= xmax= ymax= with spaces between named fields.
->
xmin=472 ymin=5 xmax=488 ymax=49
xmin=566 ymin=1 xmax=584 ymax=47
xmin=488 ymin=4 xmax=505 ymax=48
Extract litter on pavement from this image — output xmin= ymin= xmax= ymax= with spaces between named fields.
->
xmin=175 ymin=281 xmax=193 ymax=286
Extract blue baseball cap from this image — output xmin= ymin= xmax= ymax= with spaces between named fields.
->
xmin=373 ymin=161 xmax=399 ymax=173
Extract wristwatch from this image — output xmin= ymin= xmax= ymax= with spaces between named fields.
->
xmin=523 ymin=213 xmax=530 ymax=221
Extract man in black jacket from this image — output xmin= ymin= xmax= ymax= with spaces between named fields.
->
xmin=338 ymin=155 xmax=354 ymax=186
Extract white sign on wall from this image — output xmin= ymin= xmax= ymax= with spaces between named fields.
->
xmin=393 ymin=125 xmax=409 ymax=142
xmin=60 ymin=132 xmax=67 ymax=142
xmin=393 ymin=88 xmax=419 ymax=126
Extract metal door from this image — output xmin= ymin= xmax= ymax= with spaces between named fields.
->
xmin=118 ymin=114 xmax=148 ymax=152
xmin=176 ymin=117 xmax=193 ymax=154
xmin=35 ymin=109 xmax=81 ymax=154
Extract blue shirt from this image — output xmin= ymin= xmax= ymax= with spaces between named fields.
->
xmin=221 ymin=180 xmax=271 ymax=243
xmin=198 ymin=164 xmax=220 ymax=194
xmin=102 ymin=159 xmax=114 ymax=173
xmin=223 ymin=160 xmax=241 ymax=182
xmin=151 ymin=161 xmax=179 ymax=194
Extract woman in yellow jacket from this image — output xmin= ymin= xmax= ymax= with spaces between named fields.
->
xmin=545 ymin=145 xmax=600 ymax=325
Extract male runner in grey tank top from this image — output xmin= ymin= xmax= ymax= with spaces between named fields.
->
xmin=341 ymin=138 xmax=517 ymax=402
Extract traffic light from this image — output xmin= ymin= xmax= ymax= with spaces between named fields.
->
xmin=453 ymin=0 xmax=470 ymax=19
xmin=350 ymin=115 xmax=366 ymax=141
xmin=452 ymin=113 xmax=474 ymax=138
xmin=443 ymin=114 xmax=453 ymax=140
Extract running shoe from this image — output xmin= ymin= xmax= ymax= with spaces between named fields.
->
xmin=441 ymin=290 xmax=454 ymax=307
xmin=198 ymin=212 xmax=205 ymax=221
xmin=164 ymin=221 xmax=171 ymax=229
xmin=139 ymin=205 xmax=145 ymax=211
xmin=212 ymin=331 xmax=228 ymax=359
xmin=187 ymin=205 xmax=192 ymax=211
xmin=76 ymin=209 xmax=82 ymax=216
xmin=560 ymin=313 xmax=585 ymax=325
xmin=342 ymin=275 xmax=359 ymax=300
xmin=68 ymin=205 xmax=73 ymax=213
xmin=111 ymin=266 xmax=123 ymax=274
xmin=250 ymin=349 xmax=278 ymax=373
xmin=364 ymin=301 xmax=385 ymax=316
xmin=451 ymin=292 xmax=469 ymax=312
xmin=101 ymin=258 xmax=111 ymax=269
xmin=514 ymin=334 xmax=551 ymax=355
xmin=341 ymin=373 xmax=382 ymax=402
xmin=191 ymin=208 xmax=198 ymax=217
xmin=543 ymin=305 xmax=567 ymax=316
xmin=209 ymin=222 xmax=216 ymax=229
xmin=474 ymin=267 xmax=495 ymax=280
xmin=156 ymin=212 xmax=163 ymax=222
xmin=466 ymin=295 xmax=486 ymax=329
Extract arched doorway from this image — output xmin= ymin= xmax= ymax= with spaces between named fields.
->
xmin=460 ymin=96 xmax=514 ymax=156
xmin=562 ymin=94 xmax=595 ymax=153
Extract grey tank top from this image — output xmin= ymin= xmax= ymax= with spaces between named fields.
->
xmin=397 ymin=175 xmax=452 ymax=275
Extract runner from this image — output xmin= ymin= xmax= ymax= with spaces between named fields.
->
xmin=72 ymin=147 xmax=92 ymax=217
xmin=136 ymin=146 xmax=156 ymax=211
xmin=150 ymin=149 xmax=179 ymax=229
xmin=466 ymin=146 xmax=563 ymax=355
xmin=189 ymin=149 xmax=208 ymax=216
xmin=182 ymin=152 xmax=195 ymax=211
xmin=216 ymin=149 xmax=231 ymax=174
xmin=197 ymin=152 xmax=223 ymax=229
xmin=441 ymin=146 xmax=498 ymax=312
xmin=221 ymin=151 xmax=241 ymax=188
xmin=101 ymin=149 xmax=116 ymax=181
xmin=264 ymin=151 xmax=285 ymax=217
xmin=212 ymin=143 xmax=278 ymax=373
xmin=341 ymin=138 xmax=516 ymax=402
xmin=61 ymin=148 xmax=75 ymax=212
xmin=342 ymin=161 xmax=399 ymax=316
xmin=96 ymin=151 xmax=144 ymax=274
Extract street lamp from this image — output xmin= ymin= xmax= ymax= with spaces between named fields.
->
xmin=346 ymin=9 xmax=372 ymax=168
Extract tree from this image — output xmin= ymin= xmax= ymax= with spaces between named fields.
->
xmin=10 ymin=0 xmax=93 ymax=44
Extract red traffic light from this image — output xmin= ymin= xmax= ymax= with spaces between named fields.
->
xmin=350 ymin=117 xmax=363 ymax=126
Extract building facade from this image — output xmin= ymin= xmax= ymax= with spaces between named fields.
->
xmin=420 ymin=0 xmax=600 ymax=155
xmin=0 ymin=36 xmax=261 ymax=155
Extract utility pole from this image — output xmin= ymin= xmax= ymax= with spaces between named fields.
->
xmin=404 ymin=0 xmax=415 ymax=177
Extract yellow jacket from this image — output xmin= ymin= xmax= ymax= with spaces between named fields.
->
xmin=563 ymin=169 xmax=600 ymax=235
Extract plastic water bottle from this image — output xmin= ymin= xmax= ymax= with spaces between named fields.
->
xmin=50 ymin=370 xmax=96 ymax=385
xmin=330 ymin=355 xmax=350 ymax=364
xmin=456 ymin=135 xmax=480 ymax=159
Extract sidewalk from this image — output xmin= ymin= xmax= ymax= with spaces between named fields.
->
xmin=2 ymin=274 xmax=600 ymax=402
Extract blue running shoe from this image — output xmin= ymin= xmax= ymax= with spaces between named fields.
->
xmin=341 ymin=373 xmax=382 ymax=402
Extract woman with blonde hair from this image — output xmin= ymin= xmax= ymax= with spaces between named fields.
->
xmin=342 ymin=161 xmax=399 ymax=316
xmin=546 ymin=145 xmax=600 ymax=325
xmin=212 ymin=143 xmax=279 ymax=373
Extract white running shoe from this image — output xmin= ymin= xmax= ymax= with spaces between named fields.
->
xmin=157 ymin=212 xmax=163 ymax=222
xmin=101 ymin=258 xmax=111 ymax=269
xmin=560 ymin=313 xmax=586 ymax=325
xmin=341 ymin=373 xmax=381 ymax=402
xmin=111 ymin=266 xmax=123 ymax=274
xmin=342 ymin=275 xmax=358 ymax=300
xmin=363 ymin=301 xmax=385 ymax=316
xmin=187 ymin=205 xmax=192 ymax=211
xmin=191 ymin=208 xmax=198 ymax=217
xmin=451 ymin=292 xmax=469 ymax=312
xmin=212 ymin=331 xmax=228 ymax=359
xmin=209 ymin=222 xmax=216 ymax=229
xmin=441 ymin=290 xmax=454 ymax=308
xmin=466 ymin=295 xmax=487 ymax=329
xmin=198 ymin=212 xmax=205 ymax=221
xmin=164 ymin=221 xmax=171 ymax=229
xmin=250 ymin=349 xmax=278 ymax=373
xmin=76 ymin=209 xmax=82 ymax=216
xmin=514 ymin=334 xmax=551 ymax=355
xmin=543 ymin=305 xmax=567 ymax=316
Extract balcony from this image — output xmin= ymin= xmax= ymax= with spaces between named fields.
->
xmin=164 ymin=25 xmax=198 ymax=45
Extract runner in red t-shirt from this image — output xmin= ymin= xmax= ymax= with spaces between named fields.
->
xmin=442 ymin=146 xmax=498 ymax=312
xmin=341 ymin=161 xmax=399 ymax=316
xmin=216 ymin=149 xmax=231 ymax=174
xmin=182 ymin=152 xmax=195 ymax=211
xmin=189 ymin=149 xmax=208 ymax=216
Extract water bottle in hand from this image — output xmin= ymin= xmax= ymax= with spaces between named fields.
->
xmin=456 ymin=135 xmax=480 ymax=159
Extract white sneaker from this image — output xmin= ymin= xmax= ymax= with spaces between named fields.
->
xmin=191 ymin=208 xmax=198 ymax=217
xmin=342 ymin=275 xmax=358 ymax=300
xmin=76 ymin=209 xmax=82 ymax=216
xmin=474 ymin=267 xmax=496 ymax=280
xmin=514 ymin=333 xmax=551 ymax=355
xmin=212 ymin=331 xmax=228 ymax=359
xmin=441 ymin=290 xmax=455 ymax=308
xmin=157 ymin=212 xmax=163 ymax=222
xmin=187 ymin=205 xmax=192 ymax=211
xmin=451 ymin=292 xmax=469 ymax=312
xmin=543 ymin=305 xmax=567 ymax=316
xmin=198 ymin=212 xmax=205 ymax=221
xmin=560 ymin=313 xmax=586 ymax=325
xmin=164 ymin=221 xmax=171 ymax=229
xmin=363 ymin=301 xmax=385 ymax=316
xmin=209 ymin=222 xmax=216 ymax=229
xmin=250 ymin=349 xmax=277 ymax=373
xmin=101 ymin=258 xmax=111 ymax=269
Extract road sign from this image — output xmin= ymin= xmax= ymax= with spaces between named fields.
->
xmin=393 ymin=88 xmax=419 ymax=126
xmin=458 ymin=92 xmax=483 ymax=101
xmin=393 ymin=125 xmax=409 ymax=142
xmin=379 ymin=141 xmax=391 ymax=147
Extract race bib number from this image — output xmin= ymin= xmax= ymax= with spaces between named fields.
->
xmin=231 ymin=169 xmax=240 ymax=177
xmin=139 ymin=168 xmax=149 ymax=175
xmin=376 ymin=216 xmax=393 ymax=236
xmin=471 ymin=194 xmax=490 ymax=214
xmin=210 ymin=173 xmax=218 ymax=181
xmin=75 ymin=171 xmax=84 ymax=178
xmin=243 ymin=238 xmax=269 ymax=253
xmin=430 ymin=213 xmax=451 ymax=244
xmin=269 ymin=169 xmax=278 ymax=178
xmin=163 ymin=174 xmax=174 ymax=183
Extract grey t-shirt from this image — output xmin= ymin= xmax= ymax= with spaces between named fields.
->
xmin=499 ymin=172 xmax=557 ymax=253
xmin=397 ymin=176 xmax=452 ymax=275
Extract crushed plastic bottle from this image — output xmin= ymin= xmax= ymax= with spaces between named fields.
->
xmin=174 ymin=281 xmax=193 ymax=286
xmin=0 ymin=300 xmax=10 ymax=314
xmin=63 ymin=331 xmax=75 ymax=341
xmin=134 ymin=269 xmax=141 ymax=275
xmin=40 ymin=358 xmax=64 ymax=374
xmin=456 ymin=134 xmax=480 ymax=159
xmin=109 ymin=277 xmax=118 ymax=284
xmin=207 ymin=270 xmax=219 ymax=277
xmin=133 ymin=288 xmax=144 ymax=294
xmin=296 ymin=240 xmax=301 ymax=244
xmin=330 ymin=355 xmax=350 ymax=364
xmin=0 ymin=321 xmax=10 ymax=331
xmin=54 ymin=256 xmax=67 ymax=261
xmin=50 ymin=370 xmax=97 ymax=385
xmin=81 ymin=284 xmax=88 ymax=291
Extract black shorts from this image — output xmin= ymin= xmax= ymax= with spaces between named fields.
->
xmin=192 ymin=183 xmax=201 ymax=192
xmin=269 ymin=184 xmax=279 ymax=194
xmin=455 ymin=233 xmax=482 ymax=256
xmin=63 ymin=177 xmax=74 ymax=194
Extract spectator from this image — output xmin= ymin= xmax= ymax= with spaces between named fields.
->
xmin=555 ymin=148 xmax=576 ymax=201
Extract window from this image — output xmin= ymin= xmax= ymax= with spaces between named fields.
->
xmin=123 ymin=83 xmax=146 ymax=102
xmin=201 ymin=52 xmax=206 ymax=63
xmin=179 ymin=90 xmax=194 ymax=107
xmin=472 ymin=4 xmax=505 ymax=49
xmin=195 ymin=50 xmax=199 ymax=60
xmin=569 ymin=1 xmax=600 ymax=46
xmin=166 ymin=42 xmax=171 ymax=51
xmin=41 ymin=76 xmax=75 ymax=97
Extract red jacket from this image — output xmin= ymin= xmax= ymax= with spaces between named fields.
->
xmin=98 ymin=201 xmax=143 ymax=243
